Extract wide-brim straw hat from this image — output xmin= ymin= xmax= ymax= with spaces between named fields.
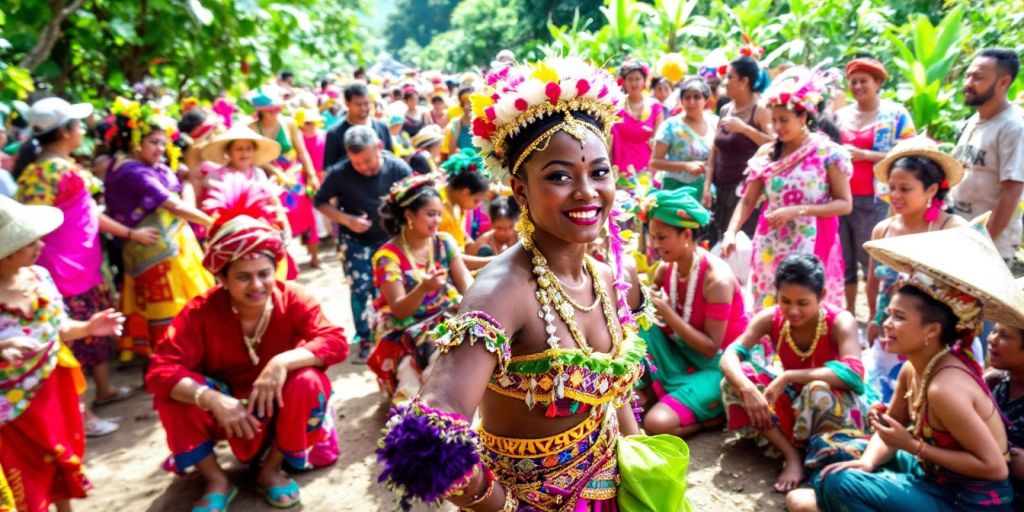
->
xmin=874 ymin=135 xmax=964 ymax=188
xmin=863 ymin=213 xmax=1024 ymax=329
xmin=200 ymin=124 xmax=281 ymax=167
xmin=411 ymin=125 xmax=444 ymax=149
xmin=0 ymin=195 xmax=64 ymax=260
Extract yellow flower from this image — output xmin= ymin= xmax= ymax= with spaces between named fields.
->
xmin=470 ymin=93 xmax=494 ymax=120
xmin=531 ymin=62 xmax=559 ymax=83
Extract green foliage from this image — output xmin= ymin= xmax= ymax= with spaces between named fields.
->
xmin=383 ymin=0 xmax=458 ymax=53
xmin=1 ymin=0 xmax=368 ymax=104
xmin=405 ymin=0 xmax=530 ymax=71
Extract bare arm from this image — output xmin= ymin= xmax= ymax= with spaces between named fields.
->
xmin=916 ymin=373 xmax=1009 ymax=480
xmin=725 ymin=178 xmax=763 ymax=235
xmin=161 ymin=196 xmax=213 ymax=226
xmin=988 ymin=181 xmax=1024 ymax=243
xmin=719 ymin=308 xmax=773 ymax=390
xmin=649 ymin=141 xmax=702 ymax=173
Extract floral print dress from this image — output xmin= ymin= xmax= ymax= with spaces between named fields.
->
xmin=744 ymin=134 xmax=852 ymax=311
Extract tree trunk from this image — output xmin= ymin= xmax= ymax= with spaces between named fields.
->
xmin=19 ymin=0 xmax=88 ymax=71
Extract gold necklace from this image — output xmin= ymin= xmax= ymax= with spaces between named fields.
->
xmin=779 ymin=307 xmax=827 ymax=361
xmin=233 ymin=300 xmax=273 ymax=365
xmin=398 ymin=231 xmax=434 ymax=280
xmin=524 ymin=235 xmax=620 ymax=355
xmin=908 ymin=347 xmax=951 ymax=429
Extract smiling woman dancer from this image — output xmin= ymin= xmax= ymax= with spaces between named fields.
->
xmin=376 ymin=58 xmax=691 ymax=512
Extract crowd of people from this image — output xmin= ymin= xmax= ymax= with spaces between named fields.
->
xmin=1 ymin=41 xmax=1023 ymax=512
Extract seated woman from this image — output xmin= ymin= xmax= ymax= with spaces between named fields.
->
xmin=466 ymin=196 xmax=519 ymax=257
xmin=145 ymin=211 xmax=349 ymax=511
xmin=786 ymin=224 xmax=1016 ymax=511
xmin=0 ymin=196 xmax=124 ymax=512
xmin=638 ymin=186 xmax=749 ymax=437
xmin=987 ymin=318 xmax=1024 ymax=507
xmin=720 ymin=253 xmax=866 ymax=493
xmin=438 ymin=148 xmax=492 ymax=270
xmin=366 ymin=174 xmax=472 ymax=402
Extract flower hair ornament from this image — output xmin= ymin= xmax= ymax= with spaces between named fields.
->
xmin=469 ymin=57 xmax=625 ymax=182
xmin=439 ymin=148 xmax=490 ymax=181
xmin=387 ymin=173 xmax=441 ymax=208
xmin=110 ymin=97 xmax=182 ymax=169
xmin=761 ymin=65 xmax=841 ymax=116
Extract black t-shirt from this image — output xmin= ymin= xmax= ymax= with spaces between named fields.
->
xmin=314 ymin=153 xmax=411 ymax=246
xmin=322 ymin=118 xmax=394 ymax=171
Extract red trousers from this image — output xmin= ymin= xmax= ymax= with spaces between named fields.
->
xmin=154 ymin=367 xmax=331 ymax=472
xmin=0 ymin=366 xmax=91 ymax=512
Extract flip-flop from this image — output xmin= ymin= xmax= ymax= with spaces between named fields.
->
xmin=92 ymin=386 xmax=135 ymax=407
xmin=192 ymin=485 xmax=238 ymax=512
xmin=258 ymin=478 xmax=301 ymax=509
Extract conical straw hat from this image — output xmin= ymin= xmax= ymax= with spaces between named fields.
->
xmin=863 ymin=213 xmax=1024 ymax=329
xmin=200 ymin=124 xmax=281 ymax=167
xmin=874 ymin=135 xmax=964 ymax=188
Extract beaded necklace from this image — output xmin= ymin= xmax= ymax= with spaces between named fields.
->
xmin=779 ymin=307 xmax=827 ymax=361
xmin=523 ymin=235 xmax=620 ymax=356
xmin=669 ymin=250 xmax=703 ymax=324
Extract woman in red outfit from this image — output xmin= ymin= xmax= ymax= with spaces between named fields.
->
xmin=145 ymin=213 xmax=348 ymax=512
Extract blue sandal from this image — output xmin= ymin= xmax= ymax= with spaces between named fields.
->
xmin=259 ymin=478 xmax=301 ymax=509
xmin=191 ymin=485 xmax=238 ymax=512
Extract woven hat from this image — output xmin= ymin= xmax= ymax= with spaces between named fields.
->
xmin=863 ymin=214 xmax=1024 ymax=329
xmin=0 ymin=195 xmax=64 ymax=260
xmin=411 ymin=124 xmax=444 ymax=149
xmin=874 ymin=135 xmax=963 ymax=188
xmin=199 ymin=124 xmax=281 ymax=167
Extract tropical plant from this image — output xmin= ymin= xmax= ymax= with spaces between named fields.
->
xmin=884 ymin=5 xmax=966 ymax=137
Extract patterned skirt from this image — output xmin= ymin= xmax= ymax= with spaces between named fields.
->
xmin=480 ymin=413 xmax=619 ymax=511
xmin=63 ymin=284 xmax=115 ymax=370
xmin=721 ymin=360 xmax=866 ymax=445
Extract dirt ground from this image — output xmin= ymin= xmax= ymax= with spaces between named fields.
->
xmin=77 ymin=247 xmax=790 ymax=512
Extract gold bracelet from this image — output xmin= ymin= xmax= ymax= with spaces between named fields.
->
xmin=459 ymin=477 xmax=495 ymax=510
xmin=193 ymin=385 xmax=210 ymax=410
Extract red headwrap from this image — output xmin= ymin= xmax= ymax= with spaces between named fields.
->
xmin=203 ymin=215 xmax=285 ymax=274
xmin=845 ymin=58 xmax=889 ymax=82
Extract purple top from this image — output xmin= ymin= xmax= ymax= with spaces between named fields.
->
xmin=104 ymin=160 xmax=182 ymax=228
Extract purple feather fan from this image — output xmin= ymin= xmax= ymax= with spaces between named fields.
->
xmin=377 ymin=399 xmax=481 ymax=510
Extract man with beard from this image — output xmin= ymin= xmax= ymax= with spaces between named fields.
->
xmin=322 ymin=82 xmax=393 ymax=170
xmin=951 ymin=48 xmax=1024 ymax=262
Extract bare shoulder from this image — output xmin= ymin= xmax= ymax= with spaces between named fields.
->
xmin=458 ymin=245 xmax=534 ymax=333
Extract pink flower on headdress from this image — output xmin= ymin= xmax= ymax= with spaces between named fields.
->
xmin=576 ymin=79 xmax=590 ymax=96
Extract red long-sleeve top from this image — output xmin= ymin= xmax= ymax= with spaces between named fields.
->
xmin=146 ymin=281 xmax=349 ymax=399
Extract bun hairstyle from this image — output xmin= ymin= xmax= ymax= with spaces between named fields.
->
xmin=379 ymin=182 xmax=441 ymax=237
xmin=775 ymin=253 xmax=826 ymax=296
xmin=730 ymin=56 xmax=770 ymax=94
xmin=488 ymin=195 xmax=520 ymax=222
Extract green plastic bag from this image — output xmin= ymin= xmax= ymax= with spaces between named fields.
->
xmin=617 ymin=434 xmax=692 ymax=511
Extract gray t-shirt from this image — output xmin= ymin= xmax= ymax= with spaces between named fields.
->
xmin=951 ymin=105 xmax=1024 ymax=259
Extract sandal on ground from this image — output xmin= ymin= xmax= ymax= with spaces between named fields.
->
xmin=93 ymin=386 xmax=136 ymax=407
xmin=84 ymin=416 xmax=119 ymax=437
xmin=192 ymin=485 xmax=238 ymax=512
xmin=258 ymin=479 xmax=301 ymax=509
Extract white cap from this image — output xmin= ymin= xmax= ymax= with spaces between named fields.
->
xmin=26 ymin=97 xmax=94 ymax=134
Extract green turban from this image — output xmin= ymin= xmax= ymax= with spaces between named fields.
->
xmin=639 ymin=186 xmax=710 ymax=229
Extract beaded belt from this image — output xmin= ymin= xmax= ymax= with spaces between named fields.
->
xmin=479 ymin=414 xmax=619 ymax=511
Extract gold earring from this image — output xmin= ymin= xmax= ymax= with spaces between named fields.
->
xmin=516 ymin=203 xmax=534 ymax=242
